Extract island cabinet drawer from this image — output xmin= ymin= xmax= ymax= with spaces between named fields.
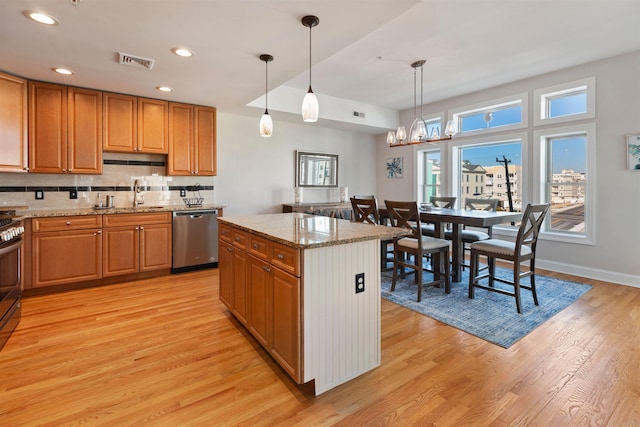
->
xmin=103 ymin=212 xmax=171 ymax=227
xmin=32 ymin=215 xmax=102 ymax=232
xmin=232 ymin=229 xmax=248 ymax=250
xmin=219 ymin=223 xmax=233 ymax=242
xmin=271 ymin=242 xmax=300 ymax=276
xmin=249 ymin=235 xmax=271 ymax=260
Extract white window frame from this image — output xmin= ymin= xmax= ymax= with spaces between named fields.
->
xmin=448 ymin=93 xmax=528 ymax=138
xmin=533 ymin=123 xmax=596 ymax=245
xmin=416 ymin=147 xmax=443 ymax=206
xmin=533 ymin=77 xmax=596 ymax=126
xmin=450 ymin=132 xmax=528 ymax=235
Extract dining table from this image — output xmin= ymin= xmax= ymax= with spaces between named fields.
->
xmin=380 ymin=206 xmax=522 ymax=283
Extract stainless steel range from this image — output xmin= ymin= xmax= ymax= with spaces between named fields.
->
xmin=0 ymin=207 xmax=25 ymax=351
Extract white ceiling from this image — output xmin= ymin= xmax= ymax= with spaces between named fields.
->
xmin=1 ymin=0 xmax=639 ymax=131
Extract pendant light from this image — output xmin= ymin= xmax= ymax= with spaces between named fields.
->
xmin=259 ymin=54 xmax=274 ymax=137
xmin=301 ymin=15 xmax=319 ymax=122
xmin=408 ymin=60 xmax=428 ymax=143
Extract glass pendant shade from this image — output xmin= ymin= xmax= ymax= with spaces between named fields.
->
xmin=445 ymin=119 xmax=458 ymax=137
xmin=260 ymin=111 xmax=273 ymax=137
xmin=302 ymin=88 xmax=319 ymax=122
xmin=386 ymin=131 xmax=396 ymax=145
xmin=395 ymin=126 xmax=406 ymax=143
xmin=409 ymin=117 xmax=428 ymax=142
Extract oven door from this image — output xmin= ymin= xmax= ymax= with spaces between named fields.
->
xmin=0 ymin=237 xmax=22 ymax=351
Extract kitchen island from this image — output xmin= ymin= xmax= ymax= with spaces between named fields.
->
xmin=217 ymin=213 xmax=409 ymax=395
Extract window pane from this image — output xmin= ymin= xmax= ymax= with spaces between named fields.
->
xmin=460 ymin=105 xmax=522 ymax=132
xmin=426 ymin=119 xmax=441 ymax=139
xmin=547 ymin=135 xmax=586 ymax=233
xmin=548 ymin=92 xmax=587 ymax=118
xmin=460 ymin=142 xmax=522 ymax=212
xmin=420 ymin=151 xmax=441 ymax=204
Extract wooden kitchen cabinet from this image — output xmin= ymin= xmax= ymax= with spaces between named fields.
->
xmin=103 ymin=92 xmax=137 ymax=152
xmin=168 ymin=103 xmax=216 ymax=176
xmin=0 ymin=72 xmax=28 ymax=172
xmin=218 ymin=225 xmax=302 ymax=382
xmin=31 ymin=216 xmax=103 ymax=288
xmin=103 ymin=93 xmax=168 ymax=154
xmin=103 ymin=213 xmax=172 ymax=277
xmin=137 ymin=97 xmax=168 ymax=154
xmin=28 ymin=82 xmax=102 ymax=174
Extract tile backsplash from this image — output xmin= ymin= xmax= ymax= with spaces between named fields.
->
xmin=0 ymin=153 xmax=215 ymax=210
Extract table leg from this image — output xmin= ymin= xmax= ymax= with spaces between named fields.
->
xmin=451 ymin=224 xmax=462 ymax=282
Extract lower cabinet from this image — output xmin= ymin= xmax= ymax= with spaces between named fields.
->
xmin=31 ymin=216 xmax=103 ymax=288
xmin=103 ymin=213 xmax=172 ymax=277
xmin=218 ymin=224 xmax=302 ymax=383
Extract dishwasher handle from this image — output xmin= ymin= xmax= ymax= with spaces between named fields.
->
xmin=173 ymin=210 xmax=218 ymax=218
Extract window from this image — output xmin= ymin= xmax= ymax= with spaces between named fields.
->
xmin=457 ymin=139 xmax=523 ymax=211
xmin=534 ymin=123 xmax=595 ymax=244
xmin=417 ymin=150 xmax=441 ymax=205
xmin=534 ymin=77 xmax=595 ymax=126
xmin=449 ymin=93 xmax=528 ymax=136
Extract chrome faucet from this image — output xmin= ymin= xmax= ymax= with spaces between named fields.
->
xmin=133 ymin=179 xmax=144 ymax=207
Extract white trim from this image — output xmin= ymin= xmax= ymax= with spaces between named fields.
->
xmin=448 ymin=92 xmax=528 ymax=137
xmin=533 ymin=123 xmax=596 ymax=245
xmin=536 ymin=258 xmax=640 ymax=288
xmin=533 ymin=77 xmax=596 ymax=126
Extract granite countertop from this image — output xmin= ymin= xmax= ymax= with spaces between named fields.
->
xmin=16 ymin=204 xmax=225 ymax=218
xmin=219 ymin=213 xmax=410 ymax=249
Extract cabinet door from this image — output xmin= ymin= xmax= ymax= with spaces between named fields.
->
xmin=68 ymin=87 xmax=102 ymax=174
xmin=103 ymin=92 xmax=137 ymax=152
xmin=103 ymin=226 xmax=139 ymax=277
xmin=194 ymin=105 xmax=216 ymax=175
xmin=139 ymin=223 xmax=172 ymax=271
xmin=218 ymin=240 xmax=234 ymax=309
xmin=0 ymin=72 xmax=28 ymax=172
xmin=271 ymin=267 xmax=301 ymax=382
xmin=32 ymin=229 xmax=102 ymax=287
xmin=138 ymin=98 xmax=168 ymax=154
xmin=232 ymin=249 xmax=248 ymax=325
xmin=28 ymin=81 xmax=67 ymax=173
xmin=167 ymin=102 xmax=193 ymax=175
xmin=247 ymin=255 xmax=272 ymax=348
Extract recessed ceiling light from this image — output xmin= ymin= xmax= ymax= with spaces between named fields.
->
xmin=52 ymin=68 xmax=74 ymax=75
xmin=24 ymin=11 xmax=59 ymax=25
xmin=156 ymin=86 xmax=172 ymax=92
xmin=172 ymin=48 xmax=194 ymax=58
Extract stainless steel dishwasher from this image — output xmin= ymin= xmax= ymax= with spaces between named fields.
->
xmin=172 ymin=209 xmax=219 ymax=273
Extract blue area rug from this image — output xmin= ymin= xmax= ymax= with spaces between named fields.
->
xmin=380 ymin=267 xmax=592 ymax=348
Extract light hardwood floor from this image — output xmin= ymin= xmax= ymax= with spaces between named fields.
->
xmin=1 ymin=268 xmax=639 ymax=426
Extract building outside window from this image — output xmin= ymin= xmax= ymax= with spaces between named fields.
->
xmin=417 ymin=150 xmax=441 ymax=205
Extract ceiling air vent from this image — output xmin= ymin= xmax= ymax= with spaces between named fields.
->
xmin=118 ymin=52 xmax=155 ymax=70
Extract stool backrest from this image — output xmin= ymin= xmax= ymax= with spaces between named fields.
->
xmin=430 ymin=196 xmax=456 ymax=208
xmin=350 ymin=197 xmax=379 ymax=224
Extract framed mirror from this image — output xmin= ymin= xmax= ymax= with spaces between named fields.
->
xmin=296 ymin=151 xmax=338 ymax=187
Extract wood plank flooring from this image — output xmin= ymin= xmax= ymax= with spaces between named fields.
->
xmin=1 ymin=268 xmax=639 ymax=426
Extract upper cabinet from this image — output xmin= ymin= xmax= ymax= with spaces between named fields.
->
xmin=28 ymin=81 xmax=102 ymax=174
xmin=103 ymin=93 xmax=168 ymax=154
xmin=168 ymin=103 xmax=216 ymax=176
xmin=0 ymin=72 xmax=28 ymax=173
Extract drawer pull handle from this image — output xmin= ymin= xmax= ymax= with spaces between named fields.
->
xmin=66 ymin=221 xmax=71 ymax=225
xmin=263 ymin=266 xmax=271 ymax=272
xmin=226 ymin=247 xmax=233 ymax=252
xmin=235 ymin=237 xmax=241 ymax=241
xmin=277 ymin=254 xmax=284 ymax=260
xmin=252 ymin=243 xmax=259 ymax=249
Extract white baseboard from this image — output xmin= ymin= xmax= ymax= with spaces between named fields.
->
xmin=536 ymin=258 xmax=640 ymax=288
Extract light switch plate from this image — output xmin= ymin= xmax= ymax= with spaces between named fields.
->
xmin=35 ymin=190 xmax=44 ymax=200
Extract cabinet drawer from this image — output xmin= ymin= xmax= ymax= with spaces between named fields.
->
xmin=249 ymin=235 xmax=271 ymax=260
xmin=103 ymin=212 xmax=171 ymax=227
xmin=32 ymin=215 xmax=102 ymax=232
xmin=271 ymin=242 xmax=299 ymax=276
xmin=219 ymin=223 xmax=233 ymax=242
xmin=232 ymin=229 xmax=248 ymax=250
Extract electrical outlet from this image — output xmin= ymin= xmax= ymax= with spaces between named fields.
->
xmin=355 ymin=273 xmax=365 ymax=294
xmin=70 ymin=189 xmax=78 ymax=199
xmin=35 ymin=190 xmax=44 ymax=200
xmin=180 ymin=189 xmax=186 ymax=197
